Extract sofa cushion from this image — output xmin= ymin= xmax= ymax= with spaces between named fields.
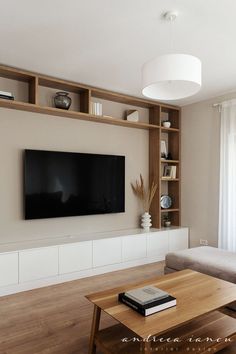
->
xmin=165 ymin=246 xmax=236 ymax=283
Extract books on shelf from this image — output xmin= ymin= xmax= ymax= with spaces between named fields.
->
xmin=119 ymin=286 xmax=176 ymax=316
xmin=0 ymin=90 xmax=14 ymax=100
xmin=91 ymin=102 xmax=102 ymax=116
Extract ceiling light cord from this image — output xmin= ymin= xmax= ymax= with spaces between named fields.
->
xmin=164 ymin=11 xmax=178 ymax=53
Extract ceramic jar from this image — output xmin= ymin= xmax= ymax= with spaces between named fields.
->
xmin=54 ymin=91 xmax=72 ymax=110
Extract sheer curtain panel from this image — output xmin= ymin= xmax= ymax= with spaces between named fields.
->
xmin=218 ymin=99 xmax=236 ymax=251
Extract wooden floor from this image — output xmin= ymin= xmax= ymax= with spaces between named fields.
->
xmin=0 ymin=261 xmax=235 ymax=354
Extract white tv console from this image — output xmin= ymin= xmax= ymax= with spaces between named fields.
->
xmin=0 ymin=227 xmax=188 ymax=296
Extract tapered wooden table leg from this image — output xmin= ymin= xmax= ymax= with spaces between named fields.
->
xmin=141 ymin=340 xmax=151 ymax=354
xmin=88 ymin=305 xmax=101 ymax=354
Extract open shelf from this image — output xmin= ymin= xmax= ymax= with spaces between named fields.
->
xmin=161 ymin=159 xmax=179 ymax=164
xmin=161 ymin=178 xmax=179 ymax=181
xmin=94 ymin=310 xmax=236 ymax=354
xmin=161 ymin=208 xmax=179 ymax=213
xmin=159 ymin=109 xmax=181 ymax=227
xmin=0 ymin=65 xmax=168 ymax=130
xmin=161 ymin=127 xmax=179 ymax=133
xmin=91 ymin=87 xmax=180 ymax=111
xmin=161 ymin=106 xmax=179 ymax=129
xmin=0 ymin=98 xmax=159 ymax=130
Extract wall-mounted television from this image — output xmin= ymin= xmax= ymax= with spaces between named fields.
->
xmin=24 ymin=149 xmax=125 ymax=220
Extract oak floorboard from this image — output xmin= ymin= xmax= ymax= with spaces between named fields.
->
xmin=1 ymin=262 xmax=233 ymax=354
xmin=0 ymin=261 xmax=164 ymax=354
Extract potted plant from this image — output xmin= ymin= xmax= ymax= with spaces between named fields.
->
xmin=131 ymin=174 xmax=157 ymax=231
xmin=163 ymin=215 xmax=171 ymax=227
xmin=162 ymin=120 xmax=171 ymax=128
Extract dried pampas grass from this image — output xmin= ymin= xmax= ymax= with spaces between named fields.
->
xmin=131 ymin=174 xmax=157 ymax=212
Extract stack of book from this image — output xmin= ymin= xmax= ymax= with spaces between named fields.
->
xmin=0 ymin=90 xmax=14 ymax=100
xmin=91 ymin=102 xmax=102 ymax=116
xmin=119 ymin=285 xmax=176 ymax=316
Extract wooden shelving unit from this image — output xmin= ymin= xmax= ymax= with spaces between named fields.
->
xmin=0 ymin=64 xmax=181 ymax=228
xmin=158 ymin=106 xmax=181 ymax=227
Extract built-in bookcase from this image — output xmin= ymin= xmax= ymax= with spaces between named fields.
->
xmin=0 ymin=64 xmax=181 ymax=228
xmin=149 ymin=105 xmax=181 ymax=228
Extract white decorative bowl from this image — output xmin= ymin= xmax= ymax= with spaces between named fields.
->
xmin=163 ymin=121 xmax=171 ymax=128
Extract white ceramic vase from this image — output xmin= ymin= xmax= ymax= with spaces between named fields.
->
xmin=141 ymin=212 xmax=152 ymax=231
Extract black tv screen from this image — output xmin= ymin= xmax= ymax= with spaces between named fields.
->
xmin=24 ymin=150 xmax=125 ymax=220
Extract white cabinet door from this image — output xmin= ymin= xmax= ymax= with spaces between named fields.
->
xmin=0 ymin=252 xmax=18 ymax=287
xmin=93 ymin=238 xmax=122 ymax=267
xmin=19 ymin=247 xmax=58 ymax=282
xmin=122 ymin=235 xmax=146 ymax=262
xmin=169 ymin=228 xmax=189 ymax=252
xmin=59 ymin=241 xmax=92 ymax=274
xmin=147 ymin=231 xmax=169 ymax=260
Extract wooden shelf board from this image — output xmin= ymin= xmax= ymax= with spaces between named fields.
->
xmin=0 ymin=64 xmax=180 ymax=110
xmin=0 ymin=99 xmax=159 ymax=130
xmin=161 ymin=208 xmax=179 ymax=213
xmin=38 ymin=77 xmax=87 ymax=94
xmin=92 ymin=88 xmax=180 ymax=110
xmin=161 ymin=127 xmax=179 ymax=133
xmin=161 ymin=178 xmax=179 ymax=181
xmin=94 ymin=311 xmax=236 ymax=354
xmin=161 ymin=159 xmax=179 ymax=164
xmin=0 ymin=65 xmax=36 ymax=82
xmin=161 ymin=106 xmax=180 ymax=113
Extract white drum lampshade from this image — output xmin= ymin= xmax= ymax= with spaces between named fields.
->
xmin=142 ymin=54 xmax=202 ymax=100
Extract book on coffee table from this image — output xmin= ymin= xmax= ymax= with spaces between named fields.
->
xmin=119 ymin=292 xmax=176 ymax=316
xmin=124 ymin=286 xmax=169 ymax=305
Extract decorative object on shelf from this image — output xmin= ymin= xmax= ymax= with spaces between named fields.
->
xmin=131 ymin=174 xmax=157 ymax=231
xmin=126 ymin=110 xmax=139 ymax=122
xmin=166 ymin=152 xmax=173 ymax=160
xmin=54 ymin=91 xmax=72 ymax=110
xmin=162 ymin=120 xmax=171 ymax=128
xmin=141 ymin=212 xmax=152 ymax=232
xmin=141 ymin=11 xmax=201 ymax=100
xmin=91 ymin=102 xmax=102 ymax=116
xmin=0 ymin=90 xmax=14 ymax=100
xmin=160 ymin=195 xmax=172 ymax=209
xmin=161 ymin=140 xmax=167 ymax=159
xmin=163 ymin=215 xmax=171 ymax=227
xmin=163 ymin=165 xmax=176 ymax=179
xmin=163 ymin=166 xmax=172 ymax=178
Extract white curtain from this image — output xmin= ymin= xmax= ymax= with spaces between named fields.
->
xmin=218 ymin=99 xmax=236 ymax=252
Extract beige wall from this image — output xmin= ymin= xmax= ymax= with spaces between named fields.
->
xmin=0 ymin=107 xmax=148 ymax=244
xmin=181 ymin=91 xmax=236 ymax=247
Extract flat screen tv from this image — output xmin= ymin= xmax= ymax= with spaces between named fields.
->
xmin=24 ymin=150 xmax=125 ymax=220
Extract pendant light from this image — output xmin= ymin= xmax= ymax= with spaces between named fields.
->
xmin=141 ymin=11 xmax=202 ymax=101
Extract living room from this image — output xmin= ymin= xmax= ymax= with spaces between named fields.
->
xmin=0 ymin=1 xmax=236 ymax=353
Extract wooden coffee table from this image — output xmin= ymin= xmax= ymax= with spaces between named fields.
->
xmin=86 ymin=269 xmax=236 ymax=354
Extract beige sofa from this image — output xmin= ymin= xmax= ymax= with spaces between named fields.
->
xmin=165 ymin=246 xmax=236 ymax=309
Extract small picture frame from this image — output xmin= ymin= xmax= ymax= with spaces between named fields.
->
xmin=163 ymin=165 xmax=172 ymax=178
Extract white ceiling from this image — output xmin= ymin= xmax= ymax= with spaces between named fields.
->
xmin=0 ymin=0 xmax=236 ymax=106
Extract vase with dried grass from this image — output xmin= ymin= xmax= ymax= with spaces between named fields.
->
xmin=131 ymin=174 xmax=157 ymax=231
